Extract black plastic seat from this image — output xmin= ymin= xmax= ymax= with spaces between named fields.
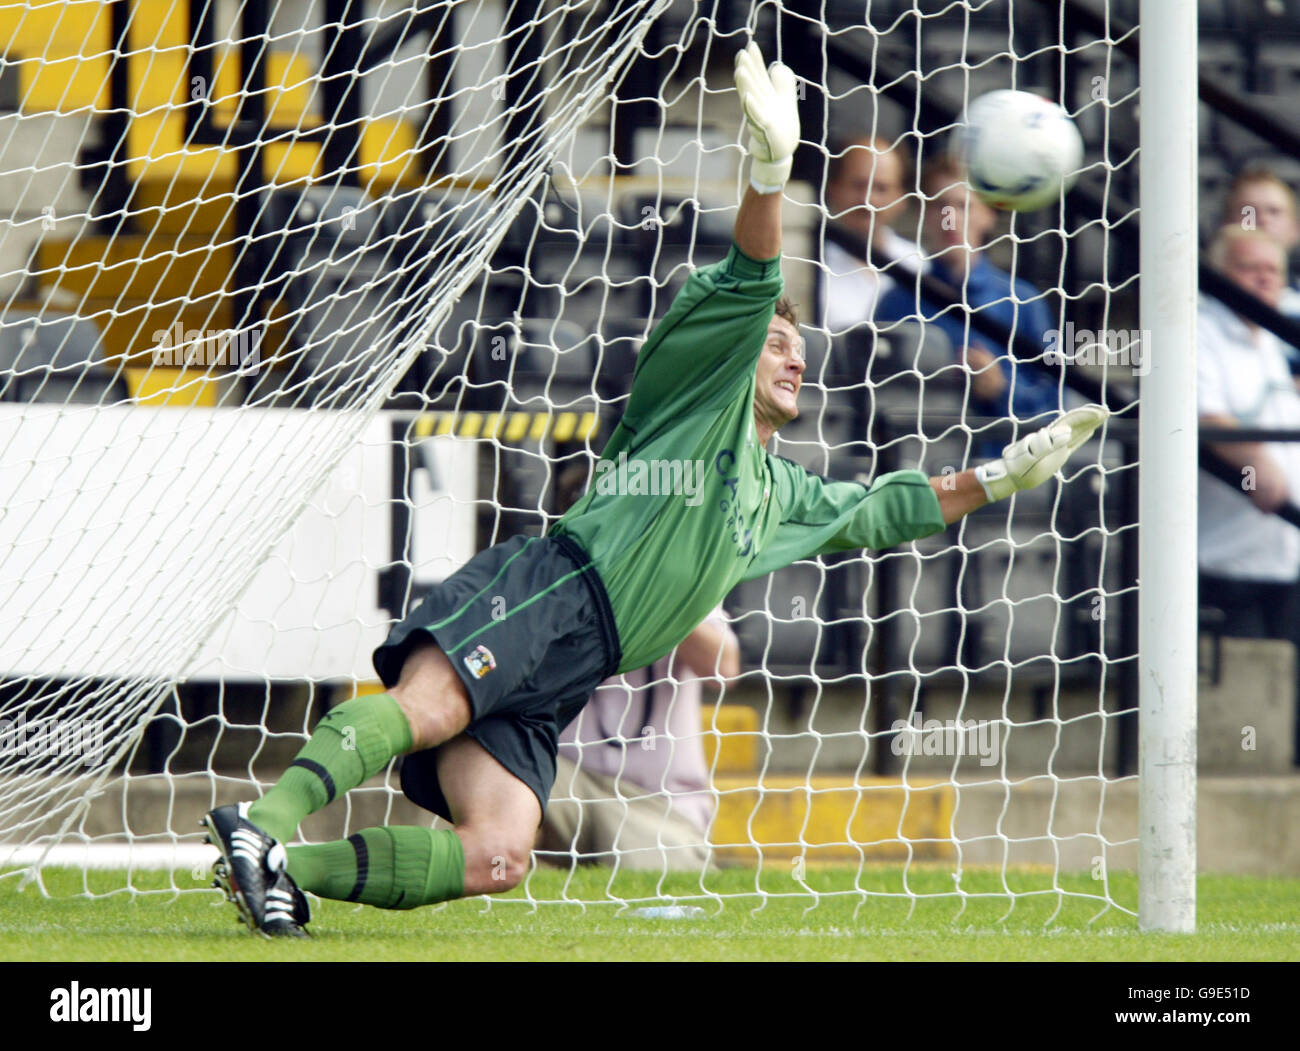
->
xmin=0 ymin=311 xmax=124 ymax=405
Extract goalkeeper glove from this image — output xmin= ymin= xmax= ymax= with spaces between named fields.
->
xmin=734 ymin=42 xmax=800 ymax=195
xmin=974 ymin=404 xmax=1110 ymax=502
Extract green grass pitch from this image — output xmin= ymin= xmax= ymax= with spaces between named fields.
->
xmin=2 ymin=865 xmax=1297 ymax=961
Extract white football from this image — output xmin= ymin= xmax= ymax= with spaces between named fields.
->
xmin=958 ymin=89 xmax=1084 ymax=212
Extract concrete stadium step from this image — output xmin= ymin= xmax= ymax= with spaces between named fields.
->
xmin=125 ymin=115 xmax=321 ymax=184
xmin=18 ymin=771 xmax=1300 ymax=877
xmin=209 ymin=50 xmax=319 ymax=129
xmin=125 ymin=116 xmax=422 ymax=198
xmin=702 ymin=702 xmax=760 ymax=774
xmin=52 ymin=770 xmax=959 ymax=866
xmin=1 ymin=52 xmax=111 ymax=112
xmin=0 ymin=0 xmax=189 ymax=54
xmin=710 ymin=774 xmax=957 ymax=863
xmin=0 ymin=0 xmax=195 ymax=113
xmin=51 ymin=294 xmax=232 ymax=368
xmin=0 ymin=112 xmax=95 ymax=214
xmin=72 ymin=296 xmax=292 ymax=371
xmin=0 ymin=1 xmax=114 ymax=56
xmin=37 ymin=234 xmax=235 ymax=300
xmin=348 ymin=698 xmax=947 ymax=866
xmin=3 ymin=44 xmax=318 ymax=125
xmin=124 ymin=365 xmax=244 ymax=407
xmin=5 ymin=48 xmax=318 ymax=121
xmin=31 ymin=773 xmax=442 ymax=845
xmin=127 ymin=178 xmax=238 ymax=238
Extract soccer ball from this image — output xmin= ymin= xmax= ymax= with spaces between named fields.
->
xmin=958 ymin=89 xmax=1084 ymax=212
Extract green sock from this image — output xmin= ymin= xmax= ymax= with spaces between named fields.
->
xmin=281 ymin=838 xmax=359 ymax=902
xmin=287 ymin=827 xmax=466 ymax=909
xmin=248 ymin=695 xmax=413 ymax=845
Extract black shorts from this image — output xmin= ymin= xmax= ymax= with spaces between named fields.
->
xmin=372 ymin=533 xmax=621 ymax=822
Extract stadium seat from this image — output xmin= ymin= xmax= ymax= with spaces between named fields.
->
xmin=504 ymin=191 xmax=586 ymax=281
xmin=262 ymin=185 xmax=385 ymax=261
xmin=379 ymin=186 xmax=523 ymax=308
xmin=455 ymin=315 xmax=603 ymax=536
xmin=406 ymin=294 xmax=513 ymax=410
xmin=505 ymin=189 xmax=632 ymax=333
xmin=617 ymin=192 xmax=698 ymax=249
xmin=770 ymin=385 xmax=865 ymax=477
xmin=1198 ymin=37 xmax=1249 ymax=88
xmin=276 ymin=284 xmax=410 ymax=405
xmin=0 ymin=312 xmax=125 ymax=404
xmin=728 ymin=561 xmax=841 ymax=679
xmin=592 ymin=317 xmax=645 ymax=410
xmin=458 ymin=317 xmax=596 ymax=413
xmin=1194 ymin=1 xmax=1237 ymax=32
xmin=859 ymin=322 xmax=972 ymax=466
xmin=258 ymin=185 xmax=391 ymax=308
xmin=615 ymin=192 xmax=706 ymax=315
xmin=1256 ymin=40 xmax=1300 ymax=94
xmin=262 ymin=186 xmax=551 ymax=405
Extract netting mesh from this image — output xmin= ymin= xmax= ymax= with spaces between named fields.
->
xmin=0 ymin=0 xmax=1139 ymax=920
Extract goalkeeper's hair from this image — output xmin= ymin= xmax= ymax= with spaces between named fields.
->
xmin=775 ymin=296 xmax=799 ymax=327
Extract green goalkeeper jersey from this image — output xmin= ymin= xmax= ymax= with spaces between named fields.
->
xmin=551 ymin=244 xmax=947 ymax=673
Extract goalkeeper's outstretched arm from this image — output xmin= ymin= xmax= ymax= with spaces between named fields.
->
xmin=735 ymin=185 xmax=783 ymax=261
xmin=928 ymin=405 xmax=1110 ymax=524
xmin=929 ymin=469 xmax=989 ymax=524
xmin=732 ymin=41 xmax=798 ymax=260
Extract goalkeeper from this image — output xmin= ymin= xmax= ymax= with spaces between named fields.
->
xmin=203 ymin=43 xmax=1108 ymax=936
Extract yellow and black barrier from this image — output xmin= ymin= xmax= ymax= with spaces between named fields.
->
xmin=409 ymin=410 xmax=600 ymax=444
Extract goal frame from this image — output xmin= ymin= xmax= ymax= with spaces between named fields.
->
xmin=1137 ymin=0 xmax=1198 ymax=933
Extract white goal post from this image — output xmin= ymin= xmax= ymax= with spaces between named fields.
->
xmin=0 ymin=0 xmax=1197 ymax=930
xmin=1137 ymin=0 xmax=1197 ymax=934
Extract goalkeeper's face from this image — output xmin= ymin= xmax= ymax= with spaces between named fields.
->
xmin=753 ymin=315 xmax=805 ymax=437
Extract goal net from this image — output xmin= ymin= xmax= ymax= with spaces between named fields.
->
xmin=0 ymin=0 xmax=1139 ymax=923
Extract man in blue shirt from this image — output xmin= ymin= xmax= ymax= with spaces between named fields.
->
xmin=876 ymin=154 xmax=1059 ymax=422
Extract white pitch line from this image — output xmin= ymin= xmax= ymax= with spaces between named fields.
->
xmin=0 ymin=843 xmax=217 ymax=870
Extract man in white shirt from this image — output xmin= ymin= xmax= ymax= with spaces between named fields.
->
xmin=1198 ymin=225 xmax=1300 ymax=648
xmin=819 ymin=135 xmax=920 ymax=333
xmin=538 ymin=606 xmax=739 ymax=872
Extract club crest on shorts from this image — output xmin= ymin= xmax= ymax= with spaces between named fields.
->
xmin=463 ymin=644 xmax=497 ymax=679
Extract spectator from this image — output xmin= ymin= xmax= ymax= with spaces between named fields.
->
xmin=875 ymin=154 xmax=1059 ymax=423
xmin=1221 ymin=165 xmax=1300 ymax=319
xmin=538 ymin=608 xmax=740 ymax=872
xmin=1198 ymin=225 xmax=1300 ymax=650
xmin=820 ymin=135 xmax=919 ymax=332
xmin=536 ymin=463 xmax=742 ymax=871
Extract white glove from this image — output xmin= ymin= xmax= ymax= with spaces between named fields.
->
xmin=974 ymin=404 xmax=1110 ymax=502
xmin=734 ymin=42 xmax=800 ymax=194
